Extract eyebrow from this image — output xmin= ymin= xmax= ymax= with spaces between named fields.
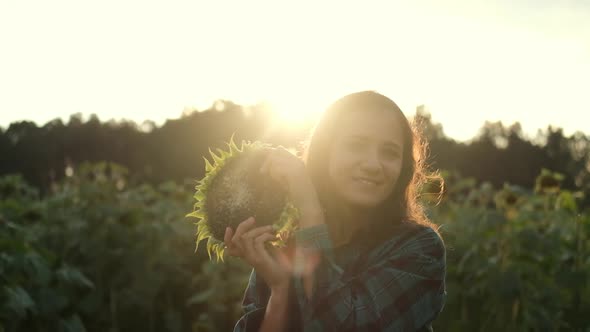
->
xmin=383 ymin=142 xmax=402 ymax=151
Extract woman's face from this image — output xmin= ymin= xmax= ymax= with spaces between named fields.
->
xmin=327 ymin=109 xmax=404 ymax=211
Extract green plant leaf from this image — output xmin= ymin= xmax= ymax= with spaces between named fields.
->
xmin=186 ymin=288 xmax=215 ymax=306
xmin=3 ymin=286 xmax=35 ymax=318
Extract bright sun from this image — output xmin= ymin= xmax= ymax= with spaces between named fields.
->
xmin=269 ymin=98 xmax=328 ymax=128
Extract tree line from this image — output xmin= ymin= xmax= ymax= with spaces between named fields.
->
xmin=1 ymin=100 xmax=589 ymax=208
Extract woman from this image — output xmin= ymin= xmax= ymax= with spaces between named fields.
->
xmin=225 ymin=91 xmax=447 ymax=331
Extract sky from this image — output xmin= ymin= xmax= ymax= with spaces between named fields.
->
xmin=0 ymin=0 xmax=589 ymax=142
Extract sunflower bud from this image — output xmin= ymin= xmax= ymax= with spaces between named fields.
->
xmin=534 ymin=169 xmax=564 ymax=194
xmin=187 ymin=137 xmax=299 ymax=262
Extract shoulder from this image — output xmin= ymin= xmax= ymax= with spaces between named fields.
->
xmin=370 ymin=221 xmax=446 ymax=263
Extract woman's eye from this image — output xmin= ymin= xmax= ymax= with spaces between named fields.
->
xmin=382 ymin=148 xmax=399 ymax=159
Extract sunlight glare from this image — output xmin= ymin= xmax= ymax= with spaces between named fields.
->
xmin=269 ymin=97 xmax=329 ymax=128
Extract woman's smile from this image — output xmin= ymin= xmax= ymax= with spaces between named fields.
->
xmin=352 ymin=176 xmax=383 ymax=187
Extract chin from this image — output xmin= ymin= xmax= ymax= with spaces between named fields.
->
xmin=345 ymin=195 xmax=386 ymax=210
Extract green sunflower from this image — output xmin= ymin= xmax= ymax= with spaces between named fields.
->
xmin=534 ymin=169 xmax=564 ymax=194
xmin=186 ymin=137 xmax=300 ymax=262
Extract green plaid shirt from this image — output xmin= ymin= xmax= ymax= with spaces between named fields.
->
xmin=234 ymin=221 xmax=447 ymax=332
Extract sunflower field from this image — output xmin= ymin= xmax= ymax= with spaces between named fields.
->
xmin=0 ymin=162 xmax=588 ymax=331
xmin=428 ymin=169 xmax=590 ymax=331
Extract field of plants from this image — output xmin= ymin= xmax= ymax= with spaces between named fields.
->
xmin=1 ymin=162 xmax=588 ymax=331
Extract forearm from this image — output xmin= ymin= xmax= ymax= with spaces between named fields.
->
xmin=260 ymin=284 xmax=291 ymax=332
xmin=292 ymin=177 xmax=325 ymax=229
xmin=298 ymin=200 xmax=324 ymax=229
xmin=302 ymin=271 xmax=315 ymax=301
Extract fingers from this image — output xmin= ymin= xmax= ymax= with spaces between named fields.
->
xmin=253 ymin=233 xmax=276 ymax=251
xmin=224 ymin=226 xmax=233 ymax=244
xmin=242 ymin=225 xmax=274 ymax=241
xmin=259 ymin=148 xmax=285 ymax=175
xmin=234 ymin=217 xmax=256 ymax=238
xmin=253 ymin=232 xmax=278 ymax=265
xmin=241 ymin=224 xmax=273 ymax=257
xmin=260 ymin=152 xmax=289 ymax=187
xmin=231 ymin=217 xmax=256 ymax=251
xmin=224 ymin=227 xmax=240 ymax=257
xmin=241 ymin=226 xmax=273 ymax=257
xmin=226 ymin=218 xmax=275 ymax=258
xmin=240 ymin=229 xmax=277 ymax=265
xmin=259 ymin=147 xmax=293 ymax=173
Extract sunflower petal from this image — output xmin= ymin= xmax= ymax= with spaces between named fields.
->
xmin=204 ymin=157 xmax=214 ymax=172
xmin=209 ymin=148 xmax=223 ymax=164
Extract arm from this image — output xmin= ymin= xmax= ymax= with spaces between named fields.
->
xmin=260 ymin=283 xmax=290 ymax=332
xmin=233 ymin=269 xmax=269 ymax=332
xmin=234 ymin=269 xmax=302 ymax=332
xmin=292 ymin=224 xmax=447 ymax=331
xmin=227 ymin=220 xmax=298 ymax=332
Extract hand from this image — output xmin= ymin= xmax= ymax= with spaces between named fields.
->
xmin=259 ymin=147 xmax=324 ymax=226
xmin=224 ymin=217 xmax=291 ymax=291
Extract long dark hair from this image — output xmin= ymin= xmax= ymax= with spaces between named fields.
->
xmin=301 ymin=91 xmax=442 ymax=249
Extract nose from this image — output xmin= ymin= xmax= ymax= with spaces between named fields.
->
xmin=359 ymin=152 xmax=381 ymax=174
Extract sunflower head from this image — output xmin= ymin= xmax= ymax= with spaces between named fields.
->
xmin=186 ymin=137 xmax=299 ymax=262
xmin=534 ymin=169 xmax=564 ymax=194
xmin=493 ymin=184 xmax=527 ymax=220
xmin=494 ymin=184 xmax=524 ymax=209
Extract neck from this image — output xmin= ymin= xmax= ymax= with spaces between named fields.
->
xmin=326 ymin=204 xmax=374 ymax=247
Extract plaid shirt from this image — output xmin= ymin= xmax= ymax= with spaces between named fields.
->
xmin=233 ymin=221 xmax=447 ymax=332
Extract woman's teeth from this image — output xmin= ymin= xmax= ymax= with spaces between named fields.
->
xmin=357 ymin=178 xmax=377 ymax=185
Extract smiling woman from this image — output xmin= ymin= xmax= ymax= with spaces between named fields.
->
xmin=326 ymin=108 xmax=404 ymax=216
xmin=227 ymin=90 xmax=447 ymax=331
